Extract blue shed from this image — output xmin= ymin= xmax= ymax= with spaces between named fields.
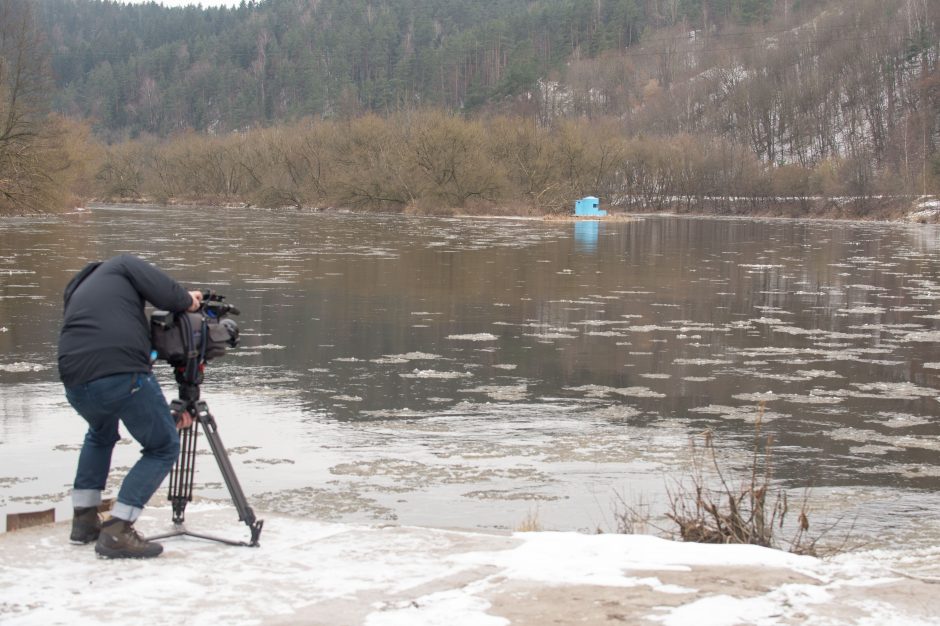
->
xmin=575 ymin=196 xmax=606 ymax=217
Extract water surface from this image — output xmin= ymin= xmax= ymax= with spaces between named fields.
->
xmin=1 ymin=206 xmax=939 ymax=548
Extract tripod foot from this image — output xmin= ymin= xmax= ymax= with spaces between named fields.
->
xmin=148 ymin=523 xmax=261 ymax=548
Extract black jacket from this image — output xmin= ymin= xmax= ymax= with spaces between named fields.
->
xmin=58 ymin=254 xmax=193 ymax=387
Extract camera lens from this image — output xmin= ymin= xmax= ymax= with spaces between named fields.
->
xmin=220 ymin=318 xmax=239 ymax=348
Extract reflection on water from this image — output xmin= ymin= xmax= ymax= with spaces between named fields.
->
xmin=574 ymin=220 xmax=600 ymax=253
xmin=1 ymin=206 xmax=939 ymax=547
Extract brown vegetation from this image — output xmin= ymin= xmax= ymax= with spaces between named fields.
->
xmin=85 ymin=110 xmax=934 ymax=217
xmin=665 ymin=407 xmax=822 ymax=555
xmin=614 ymin=405 xmax=837 ymax=555
xmin=0 ymin=1 xmax=91 ymax=215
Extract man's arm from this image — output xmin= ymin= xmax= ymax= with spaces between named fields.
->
xmin=117 ymin=254 xmax=198 ymax=312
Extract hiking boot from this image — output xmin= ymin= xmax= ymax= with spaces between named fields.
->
xmin=70 ymin=506 xmax=101 ymax=544
xmin=94 ymin=518 xmax=163 ymax=559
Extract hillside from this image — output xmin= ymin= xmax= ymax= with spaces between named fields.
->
xmin=36 ymin=0 xmax=812 ymax=136
xmin=1 ymin=0 xmax=937 ymax=215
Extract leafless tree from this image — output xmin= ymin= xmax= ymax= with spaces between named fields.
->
xmin=0 ymin=0 xmax=70 ymax=214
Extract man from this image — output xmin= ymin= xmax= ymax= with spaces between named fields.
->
xmin=58 ymin=254 xmax=202 ymax=558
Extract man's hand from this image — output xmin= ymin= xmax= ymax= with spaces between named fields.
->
xmin=187 ymin=290 xmax=203 ymax=312
xmin=175 ymin=408 xmax=194 ymax=430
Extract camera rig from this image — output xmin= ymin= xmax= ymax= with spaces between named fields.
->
xmin=148 ymin=291 xmax=263 ymax=547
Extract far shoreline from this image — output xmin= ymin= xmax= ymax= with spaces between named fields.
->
xmin=59 ymin=195 xmax=940 ymax=226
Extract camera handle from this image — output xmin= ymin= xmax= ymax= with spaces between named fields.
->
xmin=148 ymin=385 xmax=263 ymax=547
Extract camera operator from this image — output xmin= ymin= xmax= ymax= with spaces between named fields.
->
xmin=58 ymin=254 xmax=202 ymax=559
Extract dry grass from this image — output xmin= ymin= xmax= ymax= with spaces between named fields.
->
xmin=665 ymin=404 xmax=823 ymax=554
xmin=611 ymin=492 xmax=652 ymax=535
xmin=515 ymin=508 xmax=542 ymax=532
xmin=615 ymin=403 xmax=848 ymax=556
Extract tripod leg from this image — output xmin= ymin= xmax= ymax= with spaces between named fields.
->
xmin=167 ymin=399 xmax=198 ymax=524
xmin=195 ymin=401 xmax=263 ymax=545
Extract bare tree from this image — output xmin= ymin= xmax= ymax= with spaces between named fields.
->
xmin=0 ymin=0 xmax=69 ymax=214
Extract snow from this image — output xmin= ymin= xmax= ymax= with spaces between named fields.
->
xmin=1 ymin=505 xmax=937 ymax=625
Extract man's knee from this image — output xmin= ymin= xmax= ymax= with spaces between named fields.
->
xmin=84 ymin=425 xmax=121 ymax=448
xmin=152 ymin=430 xmax=180 ymax=466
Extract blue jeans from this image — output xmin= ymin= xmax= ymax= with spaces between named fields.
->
xmin=66 ymin=372 xmax=179 ymax=521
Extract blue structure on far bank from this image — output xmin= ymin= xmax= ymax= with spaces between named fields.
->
xmin=575 ymin=196 xmax=606 ymax=217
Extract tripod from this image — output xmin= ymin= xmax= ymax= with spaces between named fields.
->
xmin=148 ymin=366 xmax=263 ymax=547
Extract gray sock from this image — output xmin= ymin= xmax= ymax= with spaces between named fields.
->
xmin=111 ymin=501 xmax=142 ymax=523
xmin=72 ymin=489 xmax=102 ymax=509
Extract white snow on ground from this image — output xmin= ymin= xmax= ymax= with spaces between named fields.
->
xmin=1 ymin=505 xmax=937 ymax=626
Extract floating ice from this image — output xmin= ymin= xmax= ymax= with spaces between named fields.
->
xmin=370 ymin=356 xmax=410 ymax=364
xmin=688 ymin=404 xmax=785 ymax=422
xmin=900 ymin=330 xmax=940 ymax=343
xmin=447 ymin=334 xmax=499 ymax=341
xmin=524 ymin=332 xmax=578 ymax=340
xmin=838 ymin=306 xmax=886 ymax=315
xmin=563 ymin=384 xmax=670 ymax=399
xmin=627 ymin=325 xmax=673 ymax=332
xmin=775 ymin=392 xmax=844 ymax=405
xmin=400 ymin=370 xmax=473 ymax=379
xmin=732 ymin=392 xmax=778 ymax=402
xmin=397 ymin=352 xmax=443 ymax=360
xmin=751 ymin=318 xmax=786 ymax=325
xmin=460 ymin=385 xmax=528 ymax=401
xmin=614 ymin=386 xmax=665 ymax=398
xmin=673 ymin=358 xmax=732 ymax=366
xmin=0 ymin=362 xmax=48 ymax=373
xmin=850 ymin=382 xmax=938 ymax=400
xmin=794 ymin=370 xmax=843 ymax=379
xmin=872 ymin=412 xmax=933 ymax=429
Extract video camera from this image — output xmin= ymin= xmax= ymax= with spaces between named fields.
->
xmin=150 ymin=290 xmax=240 ymax=367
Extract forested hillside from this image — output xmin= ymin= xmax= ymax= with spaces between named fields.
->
xmin=38 ymin=0 xmax=780 ymax=136
xmin=2 ymin=0 xmax=938 ymax=215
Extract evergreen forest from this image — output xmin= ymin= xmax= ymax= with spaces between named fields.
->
xmin=0 ymin=0 xmax=938 ymax=215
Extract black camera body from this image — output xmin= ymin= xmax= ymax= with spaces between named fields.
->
xmin=150 ymin=292 xmax=240 ymax=367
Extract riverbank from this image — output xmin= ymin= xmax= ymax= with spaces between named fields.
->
xmin=1 ymin=504 xmax=938 ymax=625
xmin=78 ymin=194 xmax=940 ymax=224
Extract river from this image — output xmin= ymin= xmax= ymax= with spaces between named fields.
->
xmin=1 ymin=205 xmax=939 ymax=550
